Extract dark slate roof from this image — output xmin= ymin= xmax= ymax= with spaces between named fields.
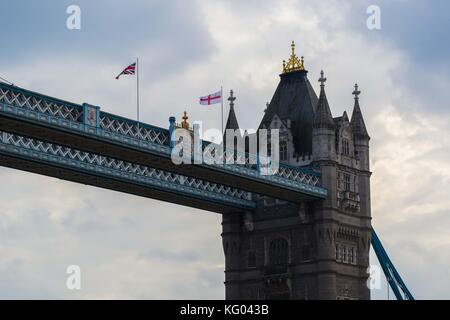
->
xmin=259 ymin=70 xmax=318 ymax=156
xmin=225 ymin=105 xmax=240 ymax=131
xmin=333 ymin=116 xmax=342 ymax=126
xmin=313 ymin=83 xmax=335 ymax=130
xmin=350 ymin=99 xmax=370 ymax=139
xmin=223 ymin=104 xmax=241 ymax=148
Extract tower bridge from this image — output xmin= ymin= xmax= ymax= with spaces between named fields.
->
xmin=0 ymin=42 xmax=413 ymax=300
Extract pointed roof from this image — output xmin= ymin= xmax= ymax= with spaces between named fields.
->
xmin=258 ymin=42 xmax=319 ymax=155
xmin=334 ymin=111 xmax=351 ymax=136
xmin=225 ymin=107 xmax=239 ymax=131
xmin=259 ymin=43 xmax=318 ymax=155
xmin=223 ymin=90 xmax=241 ymax=149
xmin=259 ymin=69 xmax=318 ymax=155
xmin=225 ymin=90 xmax=239 ymax=131
xmin=342 ymin=110 xmax=349 ymax=122
xmin=313 ymin=71 xmax=335 ymax=129
xmin=350 ymin=84 xmax=370 ymax=139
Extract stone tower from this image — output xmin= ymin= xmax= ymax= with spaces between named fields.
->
xmin=221 ymin=42 xmax=372 ymax=300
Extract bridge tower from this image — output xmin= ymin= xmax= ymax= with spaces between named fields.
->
xmin=222 ymin=42 xmax=372 ymax=300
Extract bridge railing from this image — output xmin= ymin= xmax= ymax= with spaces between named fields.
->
xmin=100 ymin=112 xmax=170 ymax=146
xmin=0 ymin=82 xmax=171 ymax=147
xmin=201 ymin=138 xmax=322 ymax=190
xmin=0 ymin=82 xmax=83 ymax=122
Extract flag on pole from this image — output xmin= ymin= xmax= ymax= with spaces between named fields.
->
xmin=199 ymin=91 xmax=222 ymax=105
xmin=115 ymin=59 xmax=140 ymax=128
xmin=116 ymin=62 xmax=136 ymax=79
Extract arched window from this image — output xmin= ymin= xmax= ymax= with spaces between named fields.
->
xmin=342 ymin=139 xmax=350 ymax=156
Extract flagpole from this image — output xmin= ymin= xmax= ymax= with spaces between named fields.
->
xmin=136 ymin=57 xmax=140 ymax=137
xmin=221 ymin=86 xmax=224 ymax=136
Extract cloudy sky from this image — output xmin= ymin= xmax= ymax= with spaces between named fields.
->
xmin=0 ymin=0 xmax=449 ymax=299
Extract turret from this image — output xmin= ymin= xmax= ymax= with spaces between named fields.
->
xmin=350 ymin=84 xmax=370 ymax=171
xmin=223 ymin=89 xmax=241 ymax=145
xmin=224 ymin=90 xmax=240 ymax=132
xmin=350 ymin=84 xmax=371 ymax=223
xmin=312 ymin=70 xmax=336 ymax=161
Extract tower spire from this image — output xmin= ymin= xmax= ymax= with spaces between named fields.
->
xmin=313 ymin=70 xmax=334 ymax=129
xmin=224 ymin=90 xmax=239 ymax=131
xmin=350 ymin=83 xmax=369 ymax=139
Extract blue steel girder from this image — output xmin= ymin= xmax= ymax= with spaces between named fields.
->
xmin=0 ymin=131 xmax=255 ymax=213
xmin=0 ymin=82 xmax=327 ymax=202
xmin=371 ymin=228 xmax=415 ymax=300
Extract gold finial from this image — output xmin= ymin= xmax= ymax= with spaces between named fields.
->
xmin=181 ymin=111 xmax=189 ymax=129
xmin=282 ymin=40 xmax=305 ymax=73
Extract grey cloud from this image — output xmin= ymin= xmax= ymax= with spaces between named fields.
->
xmin=137 ymin=248 xmax=201 ymax=263
xmin=1 ymin=0 xmax=215 ymax=84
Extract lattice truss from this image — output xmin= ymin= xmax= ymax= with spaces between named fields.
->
xmin=209 ymin=145 xmax=320 ymax=187
xmin=0 ymin=132 xmax=252 ymax=202
xmin=100 ymin=116 xmax=169 ymax=145
xmin=277 ymin=166 xmax=320 ymax=186
xmin=207 ymin=147 xmax=257 ymax=169
xmin=0 ymin=85 xmax=169 ymax=146
xmin=0 ymin=86 xmax=82 ymax=122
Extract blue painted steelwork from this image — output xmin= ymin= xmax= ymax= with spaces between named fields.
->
xmin=371 ymin=228 xmax=415 ymax=300
xmin=200 ymin=143 xmax=325 ymax=197
xmin=0 ymin=131 xmax=255 ymax=210
xmin=0 ymin=83 xmax=173 ymax=155
xmin=0 ymin=82 xmax=327 ymax=198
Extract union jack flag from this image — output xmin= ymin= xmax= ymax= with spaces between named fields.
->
xmin=116 ymin=62 xmax=136 ymax=79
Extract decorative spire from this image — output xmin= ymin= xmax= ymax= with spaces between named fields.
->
xmin=224 ymin=90 xmax=240 ymax=131
xmin=319 ymin=70 xmax=327 ymax=88
xmin=313 ymin=70 xmax=335 ymax=129
xmin=228 ymin=89 xmax=236 ymax=109
xmin=282 ymin=41 xmax=305 ymax=73
xmin=352 ymin=83 xmax=361 ymax=101
xmin=350 ymin=84 xmax=370 ymax=139
xmin=181 ymin=111 xmax=189 ymax=129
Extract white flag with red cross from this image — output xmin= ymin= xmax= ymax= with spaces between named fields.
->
xmin=199 ymin=90 xmax=222 ymax=105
